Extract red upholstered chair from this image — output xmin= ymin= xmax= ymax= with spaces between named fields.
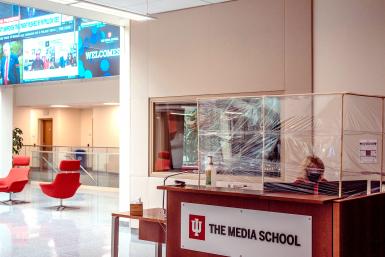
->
xmin=59 ymin=160 xmax=81 ymax=171
xmin=13 ymin=156 xmax=31 ymax=167
xmin=39 ymin=160 xmax=81 ymax=211
xmin=155 ymin=151 xmax=171 ymax=171
xmin=0 ymin=156 xmax=30 ymax=205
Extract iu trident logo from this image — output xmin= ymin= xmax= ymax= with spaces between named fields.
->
xmin=189 ymin=214 xmax=205 ymax=240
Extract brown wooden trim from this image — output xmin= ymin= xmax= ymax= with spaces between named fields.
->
xmin=148 ymin=97 xmax=154 ymax=176
xmin=332 ymin=202 xmax=341 ymax=257
xmin=334 ymin=191 xmax=385 ymax=202
xmin=158 ymin=185 xmax=339 ymax=204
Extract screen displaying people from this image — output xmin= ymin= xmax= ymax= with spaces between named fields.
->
xmin=0 ymin=3 xmax=120 ymax=85
xmin=0 ymin=41 xmax=21 ymax=85
xmin=23 ymin=32 xmax=78 ymax=83
xmin=31 ymin=50 xmax=44 ymax=71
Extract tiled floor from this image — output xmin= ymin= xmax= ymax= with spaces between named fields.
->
xmin=0 ymin=184 xmax=159 ymax=257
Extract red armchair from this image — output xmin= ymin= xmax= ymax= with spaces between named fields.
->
xmin=13 ymin=156 xmax=31 ymax=167
xmin=155 ymin=151 xmax=171 ymax=171
xmin=0 ymin=156 xmax=30 ymax=205
xmin=40 ymin=160 xmax=81 ymax=211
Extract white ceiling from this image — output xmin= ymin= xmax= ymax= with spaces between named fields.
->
xmin=84 ymin=0 xmax=231 ymax=15
xmin=0 ymin=0 xmax=232 ymax=25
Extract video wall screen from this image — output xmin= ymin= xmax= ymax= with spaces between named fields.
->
xmin=0 ymin=3 xmax=120 ymax=85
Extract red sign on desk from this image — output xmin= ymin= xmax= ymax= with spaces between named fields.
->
xmin=189 ymin=214 xmax=206 ymax=240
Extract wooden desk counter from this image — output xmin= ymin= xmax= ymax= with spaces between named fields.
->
xmin=112 ymin=208 xmax=166 ymax=224
xmin=158 ymin=185 xmax=336 ymax=257
xmin=157 ymin=185 xmax=339 ymax=204
xmin=158 ymin=185 xmax=385 ymax=257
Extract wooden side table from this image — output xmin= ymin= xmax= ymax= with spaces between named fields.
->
xmin=111 ymin=208 xmax=166 ymax=257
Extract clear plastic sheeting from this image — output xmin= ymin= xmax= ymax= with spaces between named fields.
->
xmin=197 ymin=93 xmax=384 ymax=197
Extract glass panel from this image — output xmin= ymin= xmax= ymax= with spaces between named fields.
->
xmin=153 ymin=102 xmax=198 ymax=172
xmin=342 ymin=95 xmax=382 ymax=194
xmin=22 ymin=144 xmax=119 ymax=188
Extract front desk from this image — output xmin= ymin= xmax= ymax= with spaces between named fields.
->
xmin=158 ymin=185 xmax=385 ymax=257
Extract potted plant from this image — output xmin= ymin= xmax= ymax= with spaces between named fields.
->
xmin=13 ymin=128 xmax=23 ymax=155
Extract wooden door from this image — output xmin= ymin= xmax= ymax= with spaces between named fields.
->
xmin=42 ymin=119 xmax=53 ymax=148
xmin=40 ymin=119 xmax=53 ymax=170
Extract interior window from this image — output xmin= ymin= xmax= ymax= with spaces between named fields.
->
xmin=152 ymin=101 xmax=198 ymax=173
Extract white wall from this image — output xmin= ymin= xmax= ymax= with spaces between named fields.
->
xmin=93 ymin=106 xmax=120 ymax=147
xmin=314 ymin=0 xmax=385 ymax=94
xmin=128 ymin=0 xmax=313 ymax=208
xmin=80 ymin=109 xmax=93 ymax=147
xmin=14 ymin=77 xmax=119 ymax=107
xmin=13 ymin=106 xmax=119 ymax=147
xmin=0 ymin=88 xmax=13 ymax=176
xmin=13 ymin=108 xmax=81 ymax=146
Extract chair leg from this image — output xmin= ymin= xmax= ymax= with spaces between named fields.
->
xmin=56 ymin=199 xmax=65 ymax=211
xmin=0 ymin=193 xmax=13 ymax=205
xmin=0 ymin=193 xmax=28 ymax=205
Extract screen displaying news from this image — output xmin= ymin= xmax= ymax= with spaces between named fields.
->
xmin=0 ymin=4 xmax=120 ymax=85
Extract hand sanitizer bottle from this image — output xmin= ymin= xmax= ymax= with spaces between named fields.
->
xmin=205 ymin=156 xmax=216 ymax=187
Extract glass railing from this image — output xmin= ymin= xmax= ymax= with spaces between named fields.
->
xmin=20 ymin=145 xmax=119 ymax=188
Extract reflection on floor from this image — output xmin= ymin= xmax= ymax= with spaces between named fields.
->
xmin=0 ymin=184 xmax=157 ymax=257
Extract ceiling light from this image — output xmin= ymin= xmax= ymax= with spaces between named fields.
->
xmin=103 ymin=103 xmax=119 ymax=106
xmin=70 ymin=2 xmax=153 ymax=21
xmin=50 ymin=105 xmax=70 ymax=108
xmin=48 ymin=0 xmax=79 ymax=4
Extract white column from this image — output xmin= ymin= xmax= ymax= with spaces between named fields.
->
xmin=119 ymin=24 xmax=131 ymax=210
xmin=0 ymin=87 xmax=13 ymax=176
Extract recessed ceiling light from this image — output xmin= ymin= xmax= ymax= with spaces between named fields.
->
xmin=48 ymin=0 xmax=79 ymax=4
xmin=103 ymin=103 xmax=119 ymax=106
xmin=50 ymin=105 xmax=70 ymax=108
xmin=70 ymin=2 xmax=153 ymax=21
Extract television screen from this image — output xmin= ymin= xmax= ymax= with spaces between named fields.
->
xmin=22 ymin=32 xmax=78 ymax=83
xmin=78 ymin=19 xmax=120 ymax=79
xmin=0 ymin=3 xmax=120 ymax=85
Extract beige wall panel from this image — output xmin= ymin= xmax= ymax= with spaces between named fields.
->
xmin=314 ymin=0 xmax=385 ymax=94
xmin=80 ymin=109 xmax=93 ymax=147
xmin=131 ymin=0 xmax=312 ymax=97
xmin=92 ymin=106 xmax=119 ymax=147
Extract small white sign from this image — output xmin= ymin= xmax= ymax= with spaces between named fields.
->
xmin=181 ymin=202 xmax=312 ymax=257
xmin=360 ymin=139 xmax=377 ymax=164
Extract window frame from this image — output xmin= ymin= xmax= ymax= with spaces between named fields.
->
xmin=149 ymin=96 xmax=199 ymax=178
xmin=148 ymin=91 xmax=284 ymax=178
